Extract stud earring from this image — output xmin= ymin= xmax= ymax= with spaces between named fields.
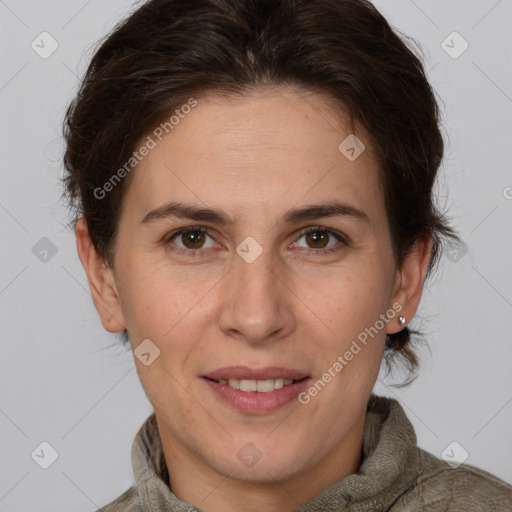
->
xmin=398 ymin=316 xmax=406 ymax=327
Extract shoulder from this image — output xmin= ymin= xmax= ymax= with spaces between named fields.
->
xmin=392 ymin=448 xmax=512 ymax=511
xmin=96 ymin=486 xmax=140 ymax=512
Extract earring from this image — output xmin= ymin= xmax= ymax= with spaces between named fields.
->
xmin=398 ymin=316 xmax=406 ymax=327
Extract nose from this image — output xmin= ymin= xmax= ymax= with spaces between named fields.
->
xmin=218 ymin=243 xmax=296 ymax=344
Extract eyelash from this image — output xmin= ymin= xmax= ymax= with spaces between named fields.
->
xmin=164 ymin=226 xmax=349 ymax=258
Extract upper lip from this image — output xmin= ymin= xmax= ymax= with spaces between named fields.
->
xmin=203 ymin=366 xmax=309 ymax=381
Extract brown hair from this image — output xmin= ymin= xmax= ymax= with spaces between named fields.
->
xmin=62 ymin=0 xmax=460 ymax=378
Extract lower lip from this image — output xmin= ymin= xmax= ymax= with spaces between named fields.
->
xmin=202 ymin=378 xmax=311 ymax=414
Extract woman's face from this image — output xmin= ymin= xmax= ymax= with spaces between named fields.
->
xmin=79 ymin=86 xmax=426 ymax=490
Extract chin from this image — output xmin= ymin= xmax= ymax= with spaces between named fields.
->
xmin=205 ymin=440 xmax=312 ymax=484
xmin=218 ymin=458 xmax=304 ymax=484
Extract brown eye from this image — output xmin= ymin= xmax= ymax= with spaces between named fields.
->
xmin=292 ymin=226 xmax=348 ymax=255
xmin=180 ymin=229 xmax=206 ymax=249
xmin=304 ymin=230 xmax=330 ymax=249
xmin=166 ymin=227 xmax=216 ymax=254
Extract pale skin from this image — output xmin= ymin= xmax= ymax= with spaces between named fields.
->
xmin=76 ymin=86 xmax=432 ymax=512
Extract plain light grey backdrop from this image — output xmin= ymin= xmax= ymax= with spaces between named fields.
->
xmin=0 ymin=0 xmax=511 ymax=510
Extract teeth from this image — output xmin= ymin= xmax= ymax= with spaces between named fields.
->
xmin=228 ymin=379 xmax=240 ymax=389
xmin=256 ymin=379 xmax=274 ymax=392
xmin=274 ymin=378 xmax=285 ymax=389
xmin=216 ymin=378 xmax=297 ymax=392
xmin=239 ymin=379 xmax=257 ymax=392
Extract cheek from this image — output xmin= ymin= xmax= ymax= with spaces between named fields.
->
xmin=118 ymin=269 xmax=219 ymax=392
xmin=117 ymin=257 xmax=201 ymax=337
xmin=293 ymin=263 xmax=391 ymax=396
xmin=296 ymin=261 xmax=392 ymax=336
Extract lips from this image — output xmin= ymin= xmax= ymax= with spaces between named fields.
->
xmin=202 ymin=366 xmax=310 ymax=413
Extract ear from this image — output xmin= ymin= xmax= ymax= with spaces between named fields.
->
xmin=75 ymin=217 xmax=126 ymax=333
xmin=386 ymin=236 xmax=432 ymax=335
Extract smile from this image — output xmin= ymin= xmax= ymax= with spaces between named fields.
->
xmin=202 ymin=367 xmax=311 ymax=413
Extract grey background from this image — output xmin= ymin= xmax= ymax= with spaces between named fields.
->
xmin=0 ymin=0 xmax=511 ymax=510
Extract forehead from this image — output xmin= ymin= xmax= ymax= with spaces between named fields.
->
xmin=124 ymin=87 xmax=382 ymax=221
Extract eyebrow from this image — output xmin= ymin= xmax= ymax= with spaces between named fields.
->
xmin=141 ymin=200 xmax=370 ymax=226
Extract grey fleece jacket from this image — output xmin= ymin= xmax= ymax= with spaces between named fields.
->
xmin=97 ymin=395 xmax=511 ymax=511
